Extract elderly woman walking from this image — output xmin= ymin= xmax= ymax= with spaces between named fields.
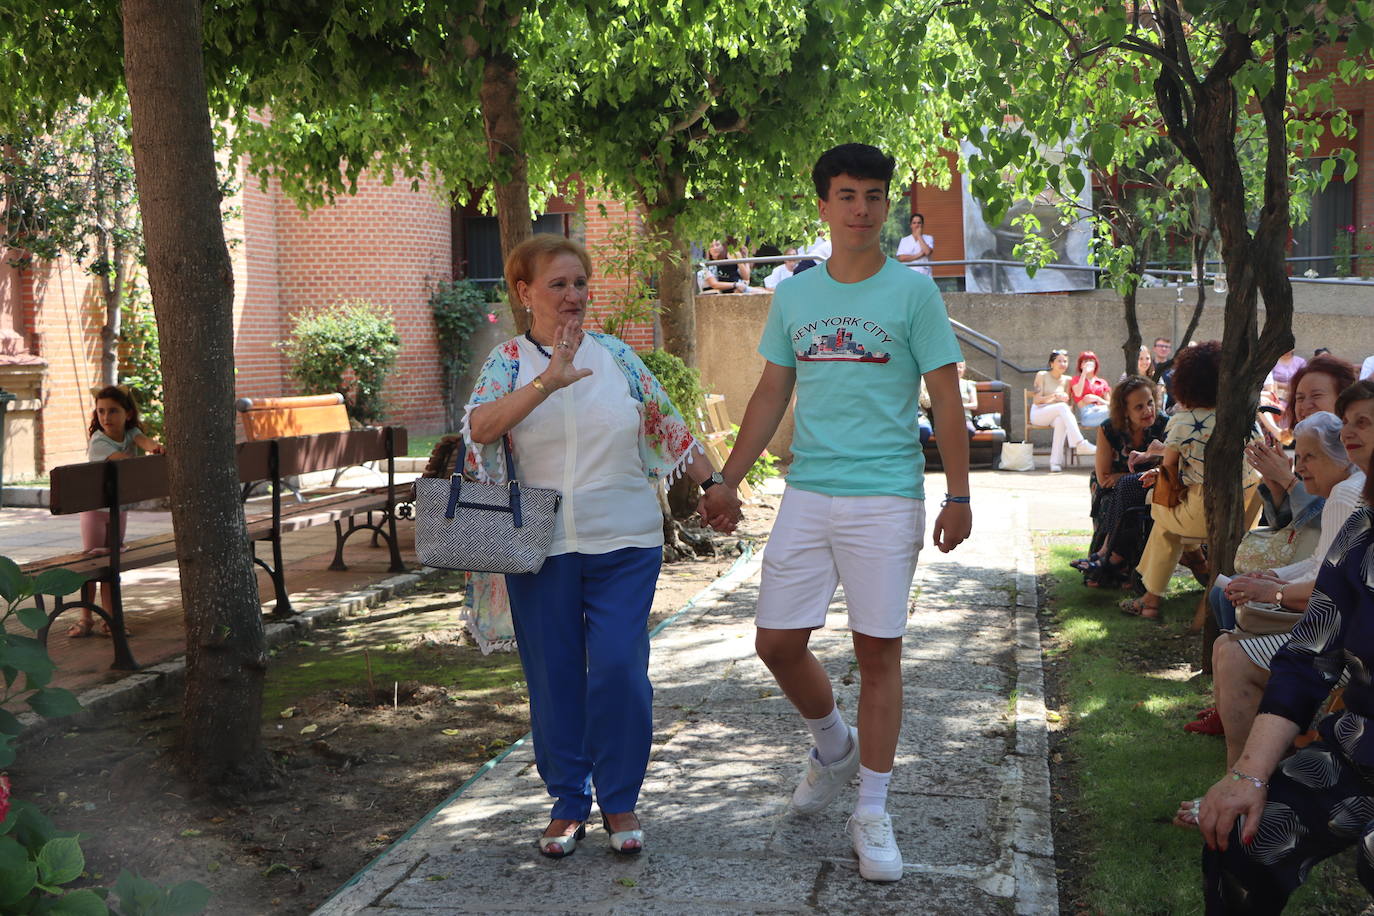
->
xmin=465 ymin=235 xmax=736 ymax=858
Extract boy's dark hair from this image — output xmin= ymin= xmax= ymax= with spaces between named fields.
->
xmin=812 ymin=144 xmax=896 ymax=199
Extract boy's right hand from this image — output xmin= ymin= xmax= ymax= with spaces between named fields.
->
xmin=699 ymin=485 xmax=743 ymax=533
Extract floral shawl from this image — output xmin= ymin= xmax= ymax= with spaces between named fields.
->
xmin=461 ymin=331 xmax=701 ymax=483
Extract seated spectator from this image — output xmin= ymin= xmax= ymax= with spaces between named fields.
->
xmin=1258 ymin=348 xmax=1307 ymax=445
xmin=764 ymin=247 xmax=800 ymax=290
xmin=1031 ymin=349 xmax=1097 ymax=472
xmin=895 ymin=212 xmax=934 ymax=276
xmin=1246 ymin=354 xmax=1358 ymax=529
xmin=1073 ymin=375 xmax=1167 ymax=588
xmin=793 ymin=231 xmax=831 ymax=275
xmin=1195 ymin=451 xmax=1374 ymax=912
xmin=1121 ymin=341 xmax=1260 ymax=621
xmin=1122 ymin=345 xmax=1167 ymax=408
xmin=1070 ymin=350 xmax=1111 ymax=428
xmin=1179 ymin=410 xmax=1366 ymax=750
xmin=702 ymin=238 xmax=750 ymax=293
xmin=922 ymin=362 xmax=979 ymax=436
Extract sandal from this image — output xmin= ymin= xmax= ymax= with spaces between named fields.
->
xmin=65 ymin=621 xmax=95 ymax=639
xmin=95 ymin=621 xmax=132 ymax=638
xmin=536 ymin=821 xmax=585 ymax=859
xmin=1119 ymin=596 xmax=1162 ymax=621
xmin=604 ymin=812 xmax=643 ymax=855
xmin=1184 ymin=708 xmax=1224 ymax=735
xmin=1070 ymin=556 xmax=1097 ymax=572
xmin=1084 ymin=558 xmax=1127 ymax=589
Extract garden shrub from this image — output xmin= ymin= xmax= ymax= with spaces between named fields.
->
xmin=429 ymin=280 xmax=495 ymax=422
xmin=0 ymin=558 xmax=210 ymax=914
xmin=279 ymin=299 xmax=400 ymax=425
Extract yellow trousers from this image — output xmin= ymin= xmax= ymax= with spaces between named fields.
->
xmin=1136 ymin=482 xmax=1256 ymax=595
xmin=1137 ymin=488 xmax=1210 ymax=596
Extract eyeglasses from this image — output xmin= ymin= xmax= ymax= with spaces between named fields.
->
xmin=1051 ymin=349 xmax=1068 ymax=357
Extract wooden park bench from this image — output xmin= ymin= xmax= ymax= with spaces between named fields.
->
xmin=25 ymin=425 xmax=407 ymax=670
xmin=236 ymin=393 xmax=356 ymax=499
xmin=924 ymin=380 xmax=1010 ymax=470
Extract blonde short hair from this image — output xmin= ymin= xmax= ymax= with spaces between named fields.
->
xmin=504 ymin=235 xmax=593 ymax=304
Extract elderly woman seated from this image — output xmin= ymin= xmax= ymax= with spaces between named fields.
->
xmin=1245 ymin=354 xmax=1359 ymax=531
xmin=1175 ymin=409 xmax=1368 ymax=757
xmin=1195 ymin=447 xmax=1374 ymax=912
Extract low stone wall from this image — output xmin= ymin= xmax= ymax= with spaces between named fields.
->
xmin=695 ymin=283 xmax=1374 ymax=457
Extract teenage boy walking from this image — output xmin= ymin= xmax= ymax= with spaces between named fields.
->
xmin=700 ymin=143 xmax=972 ymax=882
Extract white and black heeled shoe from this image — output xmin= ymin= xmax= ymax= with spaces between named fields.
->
xmin=537 ymin=822 xmax=585 ymax=858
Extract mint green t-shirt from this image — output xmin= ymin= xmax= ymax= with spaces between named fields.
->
xmin=759 ymin=258 xmax=963 ymax=499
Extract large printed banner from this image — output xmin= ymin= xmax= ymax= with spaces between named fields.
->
xmin=960 ymin=137 xmax=1094 ymax=294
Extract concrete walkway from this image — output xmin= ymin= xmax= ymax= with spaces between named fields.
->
xmin=315 ymin=472 xmax=1067 ymax=915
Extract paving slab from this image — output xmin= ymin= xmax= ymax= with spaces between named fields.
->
xmin=314 ymin=474 xmax=1057 ymax=915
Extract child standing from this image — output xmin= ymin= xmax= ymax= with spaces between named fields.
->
xmin=69 ymin=386 xmax=164 ymax=638
xmin=700 ymin=143 xmax=972 ymax=882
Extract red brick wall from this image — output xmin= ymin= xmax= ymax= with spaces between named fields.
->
xmin=579 ymin=197 xmax=655 ymax=351
xmin=908 ymin=150 xmax=965 ymax=279
xmin=28 ymin=260 xmax=104 ymax=469
xmin=231 ymin=168 xmax=453 ymax=436
xmin=1316 ymin=45 xmax=1371 ymax=230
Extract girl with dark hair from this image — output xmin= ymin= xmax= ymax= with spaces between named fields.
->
xmin=70 ymin=386 xmax=164 ymax=638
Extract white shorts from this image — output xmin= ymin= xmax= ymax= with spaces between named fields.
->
xmin=756 ymin=487 xmax=925 ymax=639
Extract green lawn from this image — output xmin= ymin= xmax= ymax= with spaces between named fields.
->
xmin=405 ymin=432 xmax=456 ymax=460
xmin=1042 ymin=536 xmax=1368 ymax=915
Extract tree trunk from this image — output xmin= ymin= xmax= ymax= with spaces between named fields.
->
xmin=641 ymin=176 xmax=694 ymax=366
xmin=97 ymin=251 xmax=125 ymax=389
xmin=479 ymin=50 xmax=532 ymax=334
xmin=1120 ymin=282 xmax=1142 ymax=378
xmin=121 ymin=0 xmax=273 ymax=788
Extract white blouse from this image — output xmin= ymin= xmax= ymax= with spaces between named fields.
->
xmin=1273 ymin=470 xmax=1367 ymax=584
xmin=510 ymin=335 xmax=663 ymax=556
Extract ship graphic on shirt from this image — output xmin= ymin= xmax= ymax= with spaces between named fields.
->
xmin=796 ymin=327 xmax=890 ymax=363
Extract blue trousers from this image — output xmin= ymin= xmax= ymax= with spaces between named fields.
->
xmin=1209 ymin=584 xmax=1239 ymax=632
xmin=505 ymin=546 xmax=660 ymax=822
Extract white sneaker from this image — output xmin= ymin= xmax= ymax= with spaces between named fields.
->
xmin=1049 ymin=464 xmax=1063 ymax=473
xmin=1075 ymin=440 xmax=1098 ymax=457
xmin=790 ymin=726 xmax=859 ymax=815
xmin=847 ymin=811 xmax=903 ymax=881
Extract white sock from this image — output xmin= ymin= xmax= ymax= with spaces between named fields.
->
xmin=854 ymin=765 xmax=891 ymax=817
xmin=804 ymin=707 xmax=851 ymax=766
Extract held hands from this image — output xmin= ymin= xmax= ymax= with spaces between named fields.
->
xmin=543 ymin=318 xmax=593 ymax=391
xmin=699 ymin=484 xmax=743 ymax=534
xmin=931 ymin=502 xmax=971 ymax=553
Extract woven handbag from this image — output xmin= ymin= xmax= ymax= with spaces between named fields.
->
xmin=413 ymin=437 xmax=561 ymax=575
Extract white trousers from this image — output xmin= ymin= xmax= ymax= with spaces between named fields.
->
xmin=1030 ymin=402 xmax=1086 ymax=466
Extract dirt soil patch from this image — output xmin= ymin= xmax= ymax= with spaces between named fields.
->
xmin=11 ymin=501 xmax=775 ymax=915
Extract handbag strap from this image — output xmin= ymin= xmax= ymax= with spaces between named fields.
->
xmin=444 ymin=435 xmax=525 ymax=527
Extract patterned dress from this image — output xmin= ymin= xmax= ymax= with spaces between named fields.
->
xmin=1204 ymin=506 xmax=1374 ymax=912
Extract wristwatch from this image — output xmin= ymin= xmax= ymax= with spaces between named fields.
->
xmin=700 ymin=471 xmax=725 ymax=492
xmin=1274 ymin=588 xmax=1284 ymax=607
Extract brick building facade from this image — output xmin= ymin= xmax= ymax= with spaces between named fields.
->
xmin=0 ymin=164 xmax=647 ymax=477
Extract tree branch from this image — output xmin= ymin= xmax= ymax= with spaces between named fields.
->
xmin=665 ymin=77 xmax=723 ymax=141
